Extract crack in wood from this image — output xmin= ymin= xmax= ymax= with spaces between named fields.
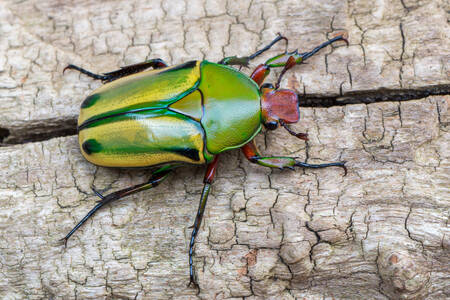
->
xmin=1 ymin=85 xmax=449 ymax=146
xmin=299 ymin=84 xmax=450 ymax=107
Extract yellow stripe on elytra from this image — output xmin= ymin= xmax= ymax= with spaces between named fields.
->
xmin=78 ymin=61 xmax=201 ymax=125
xmin=78 ymin=113 xmax=206 ymax=168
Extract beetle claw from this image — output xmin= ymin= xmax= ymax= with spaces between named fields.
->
xmin=187 ymin=276 xmax=199 ymax=289
xmin=62 ymin=65 xmax=71 ymax=74
xmin=340 ymin=161 xmax=348 ymax=176
xmin=59 ymin=237 xmax=68 ymax=248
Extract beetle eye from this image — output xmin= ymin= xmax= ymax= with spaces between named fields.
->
xmin=261 ymin=83 xmax=274 ymax=90
xmin=264 ymin=121 xmax=278 ymax=130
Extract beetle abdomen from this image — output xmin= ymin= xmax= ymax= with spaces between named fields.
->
xmin=199 ymin=62 xmax=262 ymax=154
xmin=78 ymin=109 xmax=206 ymax=167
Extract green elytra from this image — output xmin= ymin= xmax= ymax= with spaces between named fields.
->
xmin=62 ymin=33 xmax=349 ymax=287
xmin=77 ymin=60 xmax=262 ymax=167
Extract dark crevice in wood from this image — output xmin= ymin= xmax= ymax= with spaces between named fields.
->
xmin=0 ymin=127 xmax=10 ymax=143
xmin=0 ymin=84 xmax=448 ymax=146
xmin=299 ymin=84 xmax=449 ymax=107
xmin=1 ymin=119 xmax=77 ymax=146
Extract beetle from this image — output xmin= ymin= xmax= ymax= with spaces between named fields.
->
xmin=62 ymin=33 xmax=348 ymax=286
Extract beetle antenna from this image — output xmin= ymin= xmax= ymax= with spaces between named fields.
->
xmin=279 ymin=120 xmax=308 ymax=140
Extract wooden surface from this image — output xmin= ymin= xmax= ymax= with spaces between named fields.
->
xmin=0 ymin=0 xmax=449 ymax=299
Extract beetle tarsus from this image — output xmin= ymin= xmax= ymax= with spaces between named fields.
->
xmin=248 ymin=33 xmax=288 ymax=60
xmin=295 ymin=161 xmax=347 ymax=176
xmin=63 ymin=59 xmax=169 ymax=83
xmin=299 ymin=34 xmax=348 ymax=61
xmin=188 ymin=156 xmax=219 ymax=287
xmin=218 ymin=33 xmax=288 ymax=67
xmin=102 ymin=58 xmax=169 ymax=82
xmin=63 ymin=64 xmax=109 ymax=81
xmin=60 ymin=167 xmax=173 ymax=245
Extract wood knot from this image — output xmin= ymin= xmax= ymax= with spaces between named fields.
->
xmin=377 ymin=249 xmax=431 ymax=299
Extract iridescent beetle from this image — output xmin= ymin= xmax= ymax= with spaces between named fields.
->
xmin=62 ymin=33 xmax=348 ymax=285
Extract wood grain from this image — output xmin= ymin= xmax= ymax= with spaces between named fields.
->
xmin=0 ymin=0 xmax=448 ymax=299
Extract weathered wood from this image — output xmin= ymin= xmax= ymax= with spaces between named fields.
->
xmin=0 ymin=96 xmax=448 ymax=299
xmin=0 ymin=0 xmax=449 ymax=143
xmin=0 ymin=0 xmax=449 ymax=299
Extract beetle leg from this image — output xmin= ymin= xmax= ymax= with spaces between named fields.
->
xmin=101 ymin=59 xmax=169 ymax=82
xmin=250 ymin=33 xmax=348 ymax=87
xmin=250 ymin=64 xmax=271 ymax=86
xmin=264 ymin=33 xmax=348 ymax=68
xmin=63 ymin=58 xmax=168 ymax=83
xmin=60 ymin=165 xmax=173 ymax=246
xmin=241 ymin=140 xmax=346 ymax=175
xmin=217 ymin=33 xmax=288 ymax=68
xmin=188 ymin=156 xmax=220 ymax=288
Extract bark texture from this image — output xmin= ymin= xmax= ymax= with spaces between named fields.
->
xmin=0 ymin=0 xmax=449 ymax=299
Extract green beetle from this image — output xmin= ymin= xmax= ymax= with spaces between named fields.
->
xmin=62 ymin=33 xmax=348 ymax=286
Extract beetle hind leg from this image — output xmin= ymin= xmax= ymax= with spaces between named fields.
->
xmin=101 ymin=58 xmax=169 ymax=82
xmin=63 ymin=58 xmax=169 ymax=82
xmin=60 ymin=165 xmax=174 ymax=246
xmin=188 ymin=156 xmax=220 ymax=288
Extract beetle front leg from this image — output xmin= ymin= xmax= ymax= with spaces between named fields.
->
xmin=250 ymin=33 xmax=349 ymax=87
xmin=60 ymin=165 xmax=174 ymax=246
xmin=218 ymin=33 xmax=288 ymax=68
xmin=188 ymin=156 xmax=220 ymax=288
xmin=63 ymin=58 xmax=169 ymax=82
xmin=241 ymin=140 xmax=346 ymax=174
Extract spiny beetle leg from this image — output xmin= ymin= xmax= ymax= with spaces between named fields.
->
xmin=218 ymin=33 xmax=288 ymax=68
xmin=60 ymin=166 xmax=173 ymax=247
xmin=188 ymin=156 xmax=220 ymax=288
xmin=63 ymin=58 xmax=168 ymax=83
xmin=241 ymin=140 xmax=346 ymax=175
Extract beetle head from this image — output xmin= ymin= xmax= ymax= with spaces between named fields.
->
xmin=260 ymin=83 xmax=299 ymax=130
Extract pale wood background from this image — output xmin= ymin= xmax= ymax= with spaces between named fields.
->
xmin=0 ymin=0 xmax=448 ymax=299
